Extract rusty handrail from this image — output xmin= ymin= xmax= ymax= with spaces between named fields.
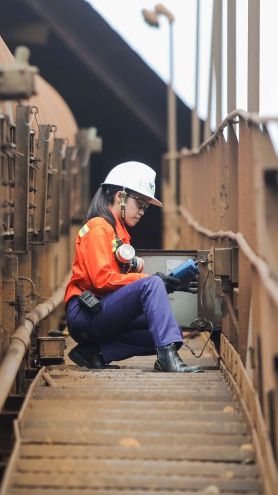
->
xmin=176 ymin=204 xmax=278 ymax=309
xmin=0 ymin=271 xmax=71 ymax=413
xmin=163 ymin=109 xmax=278 ymax=159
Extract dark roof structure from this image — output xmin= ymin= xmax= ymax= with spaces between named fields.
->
xmin=0 ymin=0 xmax=193 ymax=248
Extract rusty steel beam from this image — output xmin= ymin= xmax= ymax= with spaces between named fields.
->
xmin=32 ymin=124 xmax=50 ymax=244
xmin=14 ymin=105 xmax=30 ymax=254
xmin=49 ymin=138 xmax=63 ymax=242
xmin=227 ymin=123 xmax=238 ymax=234
xmin=174 ymin=109 xmax=278 ymax=367
xmin=237 ymin=118 xmax=255 ymax=365
xmin=23 ymin=0 xmax=166 ymax=144
xmin=2 ymin=255 xmax=17 ymax=343
xmin=61 ymin=146 xmax=74 ymax=235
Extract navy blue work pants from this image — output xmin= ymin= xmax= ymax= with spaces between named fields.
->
xmin=66 ymin=276 xmax=183 ymax=364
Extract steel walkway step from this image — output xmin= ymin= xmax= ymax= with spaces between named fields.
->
xmin=2 ymin=337 xmax=262 ymax=494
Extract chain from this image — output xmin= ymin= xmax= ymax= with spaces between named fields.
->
xmin=34 ymin=114 xmax=57 ymax=142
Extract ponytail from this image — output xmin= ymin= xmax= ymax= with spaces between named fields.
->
xmin=86 ymin=186 xmax=119 ymax=229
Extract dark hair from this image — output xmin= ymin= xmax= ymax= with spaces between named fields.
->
xmin=86 ymin=185 xmax=120 ymax=229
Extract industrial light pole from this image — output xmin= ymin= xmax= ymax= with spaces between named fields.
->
xmin=142 ymin=4 xmax=178 ymax=248
xmin=142 ymin=4 xmax=177 ymax=161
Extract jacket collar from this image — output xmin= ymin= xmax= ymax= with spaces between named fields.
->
xmin=109 ymin=206 xmax=131 ymax=242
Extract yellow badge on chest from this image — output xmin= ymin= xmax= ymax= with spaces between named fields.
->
xmin=112 ymin=239 xmax=118 ymax=252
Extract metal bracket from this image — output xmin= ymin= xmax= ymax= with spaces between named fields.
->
xmin=37 ymin=337 xmax=65 ymax=364
xmin=61 ymin=146 xmax=74 ymax=235
xmin=0 ymin=46 xmax=38 ymax=100
xmin=14 ymin=105 xmax=30 ymax=253
xmin=208 ymin=248 xmax=214 ymax=273
xmin=208 ymin=247 xmax=238 ymax=283
xmin=31 ymin=124 xmax=50 ymax=244
xmin=49 ymin=138 xmax=64 ymax=242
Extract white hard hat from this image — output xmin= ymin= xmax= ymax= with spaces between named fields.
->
xmin=102 ymin=161 xmax=163 ymax=207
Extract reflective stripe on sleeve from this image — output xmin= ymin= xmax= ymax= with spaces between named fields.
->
xmin=79 ymin=224 xmax=90 ymax=238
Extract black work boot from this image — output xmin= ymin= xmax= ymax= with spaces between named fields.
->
xmin=154 ymin=343 xmax=204 ymax=373
xmin=68 ymin=343 xmax=119 ymax=369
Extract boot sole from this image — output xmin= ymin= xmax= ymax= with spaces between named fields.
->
xmin=154 ymin=362 xmax=204 ymax=373
xmin=68 ymin=349 xmax=120 ymax=369
xmin=68 ymin=349 xmax=102 ymax=368
xmin=154 ymin=368 xmax=204 ymax=373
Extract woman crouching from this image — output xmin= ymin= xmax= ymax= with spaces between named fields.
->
xmin=65 ymin=161 xmax=202 ymax=373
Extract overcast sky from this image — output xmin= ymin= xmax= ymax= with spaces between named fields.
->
xmin=87 ymin=0 xmax=277 ymax=122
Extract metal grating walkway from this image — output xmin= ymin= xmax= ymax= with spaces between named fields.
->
xmin=4 ymin=337 xmax=262 ymax=494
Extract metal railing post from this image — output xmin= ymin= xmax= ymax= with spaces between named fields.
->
xmin=227 ymin=0 xmax=236 ymax=113
xmin=204 ymin=0 xmax=216 ymax=140
xmin=191 ymin=0 xmax=200 ymax=149
xmin=248 ymin=0 xmax=260 ymax=113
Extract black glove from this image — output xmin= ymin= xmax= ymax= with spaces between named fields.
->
xmin=176 ymin=276 xmax=198 ymax=294
xmin=154 ymin=272 xmax=181 ymax=294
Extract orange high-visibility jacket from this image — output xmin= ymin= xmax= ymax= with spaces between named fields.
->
xmin=64 ymin=209 xmax=149 ymax=306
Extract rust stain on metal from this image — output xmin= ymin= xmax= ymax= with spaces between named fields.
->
xmin=118 ymin=437 xmax=141 ymax=448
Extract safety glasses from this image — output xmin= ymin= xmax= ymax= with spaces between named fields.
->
xmin=127 ymin=193 xmax=149 ymax=212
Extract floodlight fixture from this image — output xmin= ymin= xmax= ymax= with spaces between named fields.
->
xmin=142 ymin=4 xmax=174 ymax=28
xmin=141 ymin=3 xmax=177 ymax=160
xmin=142 ymin=9 xmax=159 ymax=27
xmin=155 ymin=4 xmax=174 ymax=24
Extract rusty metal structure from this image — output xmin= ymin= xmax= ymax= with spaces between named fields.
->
xmin=161 ymin=1 xmax=278 ymax=493
xmin=162 ymin=110 xmax=278 ymax=493
xmin=0 ymin=0 xmax=278 ymax=494
xmin=0 ymin=35 xmax=102 ymax=473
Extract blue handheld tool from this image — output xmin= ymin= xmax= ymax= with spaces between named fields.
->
xmin=168 ymin=259 xmax=199 ymax=285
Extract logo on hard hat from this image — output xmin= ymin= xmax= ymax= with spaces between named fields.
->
xmin=149 ymin=182 xmax=154 ymax=190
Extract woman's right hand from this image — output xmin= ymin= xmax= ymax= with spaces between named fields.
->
xmin=153 ymin=272 xmax=181 ymax=294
